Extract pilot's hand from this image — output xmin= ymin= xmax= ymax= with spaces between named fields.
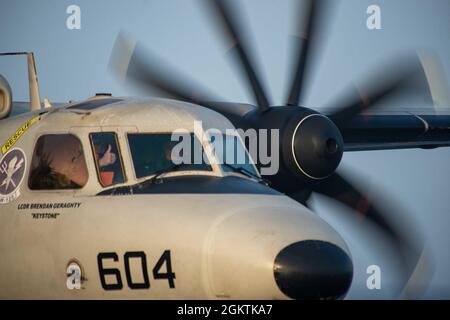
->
xmin=99 ymin=144 xmax=117 ymax=167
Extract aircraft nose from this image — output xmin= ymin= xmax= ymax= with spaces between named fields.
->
xmin=274 ymin=240 xmax=353 ymax=300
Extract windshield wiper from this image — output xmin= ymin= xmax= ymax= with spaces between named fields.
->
xmin=137 ymin=163 xmax=186 ymax=188
xmin=221 ymin=163 xmax=269 ymax=185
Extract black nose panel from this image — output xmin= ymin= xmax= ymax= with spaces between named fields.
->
xmin=274 ymin=240 xmax=353 ymax=300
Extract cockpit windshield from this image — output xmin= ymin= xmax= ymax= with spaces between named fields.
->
xmin=127 ymin=132 xmax=260 ymax=181
xmin=127 ymin=133 xmax=212 ymax=179
xmin=212 ymin=134 xmax=260 ymax=178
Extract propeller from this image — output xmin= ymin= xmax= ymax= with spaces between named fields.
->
xmin=109 ymin=0 xmax=435 ymax=298
xmin=326 ymin=54 xmax=429 ymax=129
xmin=307 ymin=172 xmax=425 ymax=296
xmin=286 ymin=0 xmax=328 ymax=106
xmin=204 ymin=0 xmax=271 ymax=111
xmin=109 ymin=31 xmax=220 ymax=105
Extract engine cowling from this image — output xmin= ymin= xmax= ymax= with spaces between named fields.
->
xmin=0 ymin=74 xmax=12 ymax=119
xmin=287 ymin=113 xmax=344 ymax=181
xmin=244 ymin=106 xmax=344 ymax=193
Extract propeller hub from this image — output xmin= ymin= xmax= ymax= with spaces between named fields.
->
xmin=291 ymin=114 xmax=344 ymax=180
xmin=326 ymin=138 xmax=339 ymax=154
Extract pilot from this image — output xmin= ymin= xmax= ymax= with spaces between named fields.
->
xmin=164 ymin=142 xmax=174 ymax=163
xmin=95 ymin=143 xmax=118 ymax=187
xmin=152 ymin=142 xmax=175 ymax=172
xmin=162 ymin=141 xmax=188 ymax=167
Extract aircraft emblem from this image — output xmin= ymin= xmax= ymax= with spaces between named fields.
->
xmin=0 ymin=149 xmax=26 ymax=204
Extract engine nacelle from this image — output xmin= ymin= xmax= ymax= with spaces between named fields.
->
xmin=0 ymin=74 xmax=12 ymax=119
xmin=244 ymin=106 xmax=344 ymax=194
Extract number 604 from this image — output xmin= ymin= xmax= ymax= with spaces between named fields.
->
xmin=97 ymin=250 xmax=175 ymax=291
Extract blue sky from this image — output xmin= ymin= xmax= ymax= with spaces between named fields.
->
xmin=1 ymin=0 xmax=450 ymax=299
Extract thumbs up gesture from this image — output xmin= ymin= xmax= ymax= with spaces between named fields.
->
xmin=99 ymin=144 xmax=117 ymax=167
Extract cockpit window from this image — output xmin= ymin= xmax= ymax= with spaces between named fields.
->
xmin=90 ymin=132 xmax=125 ymax=187
xmin=214 ymin=134 xmax=259 ymax=177
xmin=66 ymin=98 xmax=122 ymax=111
xmin=127 ymin=133 xmax=212 ymax=179
xmin=29 ymin=134 xmax=88 ymax=190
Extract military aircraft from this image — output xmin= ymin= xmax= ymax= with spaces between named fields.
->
xmin=0 ymin=0 xmax=449 ymax=300
xmin=0 ymin=63 xmax=354 ymax=300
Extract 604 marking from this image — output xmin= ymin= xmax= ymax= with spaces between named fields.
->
xmin=97 ymin=250 xmax=175 ymax=291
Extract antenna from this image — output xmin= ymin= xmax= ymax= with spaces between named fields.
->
xmin=0 ymin=52 xmax=42 ymax=111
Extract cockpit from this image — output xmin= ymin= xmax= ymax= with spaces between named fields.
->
xmin=27 ymin=127 xmax=261 ymax=193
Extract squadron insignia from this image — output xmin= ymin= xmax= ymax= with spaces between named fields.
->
xmin=0 ymin=148 xmax=26 ymax=204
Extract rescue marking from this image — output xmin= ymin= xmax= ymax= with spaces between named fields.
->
xmin=2 ymin=115 xmax=41 ymax=155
